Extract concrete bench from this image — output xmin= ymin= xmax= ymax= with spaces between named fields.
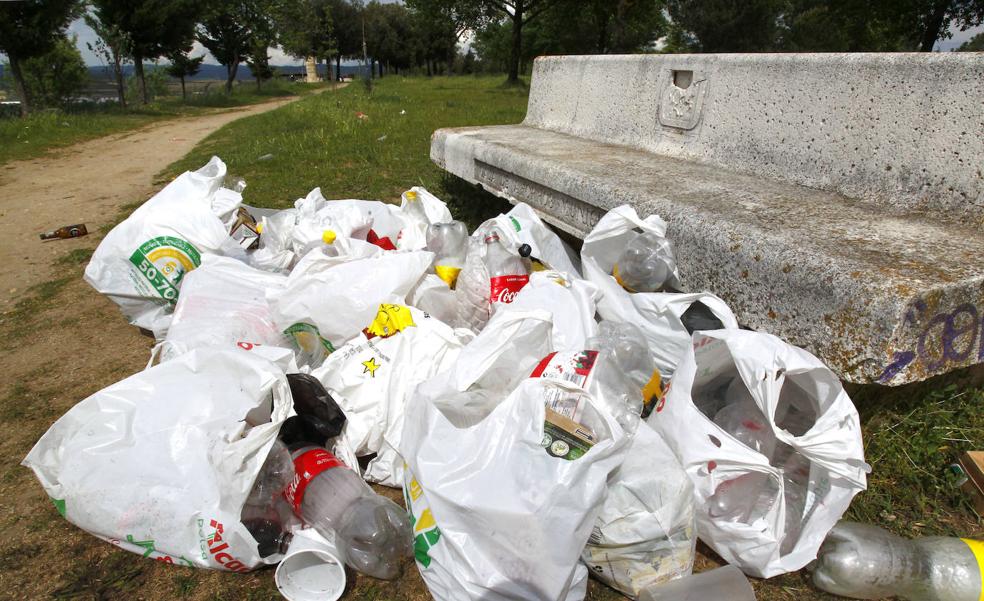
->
xmin=431 ymin=54 xmax=984 ymax=385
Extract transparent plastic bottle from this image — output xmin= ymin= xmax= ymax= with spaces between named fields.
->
xmin=485 ymin=231 xmax=530 ymax=308
xmin=612 ymin=231 xmax=678 ymax=293
xmin=401 ymin=189 xmax=430 ymax=226
xmin=706 ymin=471 xmax=780 ymax=524
xmin=811 ymin=521 xmax=984 ymax=600
xmin=713 ymin=397 xmax=777 ymax=459
xmin=284 ymin=446 xmax=412 ymax=580
xmin=426 ymin=221 xmax=469 ymax=288
xmin=586 ymin=321 xmax=661 ymax=415
xmin=779 ymin=451 xmax=810 ymax=555
xmin=297 ymin=228 xmax=339 ymax=259
xmin=241 ymin=440 xmax=297 ymax=557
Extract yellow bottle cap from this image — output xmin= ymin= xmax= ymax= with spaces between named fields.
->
xmin=255 ymin=222 xmax=264 ymax=234
xmin=405 ymin=190 xmax=417 ymax=201
xmin=322 ymin=230 xmax=337 ymax=244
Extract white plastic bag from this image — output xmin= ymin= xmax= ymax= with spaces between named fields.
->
xmin=582 ymin=421 xmax=696 ymax=598
xmin=507 ymin=271 xmax=601 ymax=352
xmin=22 ymin=348 xmax=295 ymax=572
xmin=402 ymin=356 xmax=630 ymax=601
xmin=156 ymin=256 xmax=288 ymax=363
xmin=581 ymin=205 xmax=739 ymax=377
xmin=84 ymin=156 xmax=246 ymax=336
xmin=646 ymin=329 xmax=869 ymax=577
xmin=408 ymin=274 xmax=459 ymax=326
xmin=249 ymin=208 xmax=298 ymax=273
xmin=311 ymin=304 xmax=469 ymax=487
xmin=481 ymin=203 xmax=581 ymax=276
xmin=269 ymin=249 xmax=433 ymax=367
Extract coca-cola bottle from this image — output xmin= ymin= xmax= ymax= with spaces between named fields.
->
xmin=241 ymin=439 xmax=297 ymax=557
xmin=284 ymin=446 xmax=412 ymax=580
xmin=485 ymin=231 xmax=530 ymax=310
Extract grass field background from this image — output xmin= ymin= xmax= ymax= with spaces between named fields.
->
xmin=1 ymin=74 xmax=980 ymax=601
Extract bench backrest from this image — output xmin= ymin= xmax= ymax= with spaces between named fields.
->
xmin=524 ymin=54 xmax=984 ymax=223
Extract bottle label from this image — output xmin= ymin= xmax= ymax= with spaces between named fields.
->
xmin=128 ymin=236 xmax=202 ymax=303
xmin=434 ymin=265 xmax=461 ymax=289
xmin=530 ymin=350 xmax=599 ymax=422
xmin=284 ymin=448 xmax=345 ymax=512
xmin=489 ymin=274 xmax=529 ymax=305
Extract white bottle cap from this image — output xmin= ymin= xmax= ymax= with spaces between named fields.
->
xmin=275 ymin=528 xmax=346 ymax=601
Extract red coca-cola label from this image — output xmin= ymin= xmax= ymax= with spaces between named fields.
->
xmin=283 ymin=448 xmax=345 ymax=512
xmin=489 ymin=274 xmax=529 ymax=305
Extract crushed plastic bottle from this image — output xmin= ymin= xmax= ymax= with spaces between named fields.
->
xmin=811 ymin=521 xmax=984 ymax=600
xmin=707 ymin=471 xmax=780 ymax=525
xmin=612 ymin=231 xmax=678 ymax=293
xmin=241 ymin=439 xmax=297 ymax=557
xmin=284 ymin=446 xmax=413 ymax=580
xmin=485 ymin=231 xmax=530 ymax=309
xmin=426 ymin=221 xmax=468 ymax=288
xmin=713 ymin=397 xmax=777 ymax=459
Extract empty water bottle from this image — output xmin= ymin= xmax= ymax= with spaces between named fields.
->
xmin=401 ymin=189 xmax=430 ymax=226
xmin=811 ymin=521 xmax=984 ymax=600
xmin=612 ymin=231 xmax=678 ymax=293
xmin=426 ymin=221 xmax=468 ymax=288
xmin=586 ymin=321 xmax=662 ymax=415
xmin=285 ymin=446 xmax=413 ymax=580
xmin=713 ymin=398 xmax=777 ymax=459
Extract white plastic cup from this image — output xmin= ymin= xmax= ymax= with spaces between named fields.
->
xmin=274 ymin=528 xmax=346 ymax=601
xmin=638 ymin=565 xmax=756 ymax=601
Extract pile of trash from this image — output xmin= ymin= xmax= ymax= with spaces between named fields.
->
xmin=21 ymin=157 xmax=979 ymax=601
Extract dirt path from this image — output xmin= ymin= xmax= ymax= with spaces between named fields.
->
xmin=0 ymin=91 xmax=326 ymax=308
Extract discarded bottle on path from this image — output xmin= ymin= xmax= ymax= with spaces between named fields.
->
xmin=426 ymin=221 xmax=468 ymax=288
xmin=40 ymin=223 xmax=88 ymax=241
xmin=811 ymin=521 xmax=984 ymax=601
xmin=612 ymin=231 xmax=677 ymax=293
xmin=284 ymin=445 xmax=413 ymax=580
xmin=485 ymin=231 xmax=530 ymax=310
xmin=241 ymin=439 xmax=297 ymax=557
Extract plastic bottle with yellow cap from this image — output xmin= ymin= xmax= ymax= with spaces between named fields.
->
xmin=811 ymin=521 xmax=983 ymax=600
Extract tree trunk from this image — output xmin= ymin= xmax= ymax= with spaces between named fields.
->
xmin=447 ymin=39 xmax=455 ymax=76
xmin=507 ymin=6 xmax=523 ymax=84
xmin=919 ymin=0 xmax=952 ymax=51
xmin=225 ymin=59 xmax=239 ymax=93
xmin=426 ymin=59 xmax=432 ymax=77
xmin=336 ymin=55 xmax=342 ymax=81
xmin=180 ymin=76 xmax=186 ymax=100
xmin=8 ymin=56 xmax=31 ymax=116
xmin=379 ymin=61 xmax=384 ymax=78
xmin=255 ymin=76 xmax=261 ymax=90
xmin=134 ymin=56 xmax=149 ymax=104
xmin=114 ymin=59 xmax=127 ymax=108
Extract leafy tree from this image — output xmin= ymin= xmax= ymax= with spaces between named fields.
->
xmin=165 ymin=46 xmax=204 ymax=100
xmin=958 ymin=30 xmax=984 ymax=49
xmin=199 ymin=0 xmax=273 ymax=93
xmin=666 ymin=0 xmax=784 ymax=52
xmin=0 ymin=0 xmax=79 ymax=115
xmin=85 ymin=10 xmax=132 ymax=107
xmin=273 ymin=0 xmax=334 ymax=76
xmin=246 ymin=39 xmax=276 ymax=89
xmin=407 ymin=0 xmax=486 ymax=75
xmin=531 ymin=0 xmax=668 ymax=54
xmin=912 ymin=0 xmax=984 ymax=51
xmin=89 ymin=0 xmax=199 ymax=104
xmin=328 ymin=0 xmax=363 ymax=81
xmin=480 ymin=0 xmax=560 ymax=84
xmin=2 ymin=35 xmax=88 ymax=109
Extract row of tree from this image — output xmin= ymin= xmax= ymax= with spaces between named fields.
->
xmin=2 ymin=0 xmax=982 ymax=116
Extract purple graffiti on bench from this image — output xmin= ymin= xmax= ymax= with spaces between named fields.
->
xmin=878 ymin=302 xmax=983 ymax=383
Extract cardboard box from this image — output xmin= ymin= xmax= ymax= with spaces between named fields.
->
xmin=958 ymin=450 xmax=984 ymax=514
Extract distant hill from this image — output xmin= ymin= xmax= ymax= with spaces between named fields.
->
xmin=85 ymin=62 xmax=366 ymax=82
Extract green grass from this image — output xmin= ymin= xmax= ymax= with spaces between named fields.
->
xmin=159 ymin=76 xmax=527 ymax=219
xmin=0 ymin=80 xmax=324 ymax=167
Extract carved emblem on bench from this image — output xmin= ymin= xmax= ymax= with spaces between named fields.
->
xmin=659 ymin=69 xmax=707 ymax=130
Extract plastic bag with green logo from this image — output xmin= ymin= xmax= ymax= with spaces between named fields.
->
xmin=84 ymin=156 xmax=248 ymax=338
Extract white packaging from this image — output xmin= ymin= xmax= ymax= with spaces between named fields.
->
xmin=396 ymin=186 xmax=453 ymax=251
xmin=582 ymin=422 xmax=696 ymax=598
xmin=408 ymin=274 xmax=459 ymax=326
xmin=249 ymin=208 xmax=298 ymax=273
xmin=646 ymin=329 xmax=869 ymax=577
xmin=311 ymin=304 xmax=469 ymax=487
xmin=84 ymin=156 xmax=247 ymax=337
xmin=269 ymin=249 xmax=433 ymax=367
xmin=482 ymin=202 xmax=581 ymax=276
xmin=156 ymin=256 xmax=288 ymax=362
xmin=507 ymin=271 xmax=601 ymax=352
xmin=401 ymin=362 xmax=630 ymax=601
xmin=22 ymin=348 xmax=295 ymax=572
xmin=581 ymin=205 xmax=739 ymax=377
